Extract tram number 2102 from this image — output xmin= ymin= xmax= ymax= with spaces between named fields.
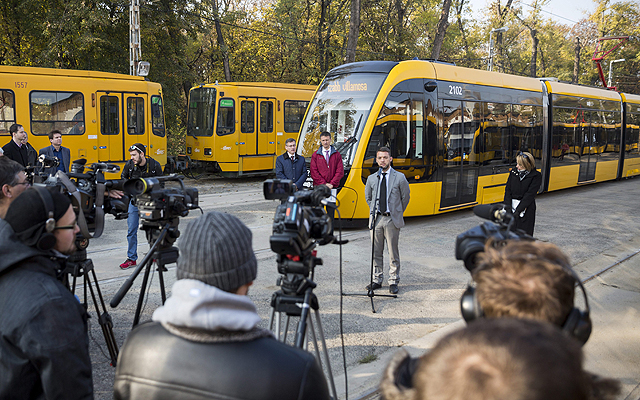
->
xmin=448 ymin=85 xmax=463 ymax=96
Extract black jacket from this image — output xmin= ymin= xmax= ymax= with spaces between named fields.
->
xmin=121 ymin=156 xmax=163 ymax=180
xmin=114 ymin=322 xmax=330 ymax=400
xmin=504 ymin=168 xmax=542 ymax=236
xmin=2 ymin=139 xmax=30 ymax=167
xmin=0 ymin=220 xmax=93 ymax=400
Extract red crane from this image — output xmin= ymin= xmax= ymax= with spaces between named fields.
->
xmin=592 ymin=36 xmax=629 ymax=91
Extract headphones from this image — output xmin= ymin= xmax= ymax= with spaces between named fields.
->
xmin=34 ymin=186 xmax=58 ymax=251
xmin=460 ymin=263 xmax=592 ymax=346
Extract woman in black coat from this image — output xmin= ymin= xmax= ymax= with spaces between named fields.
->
xmin=504 ymin=151 xmax=542 ymax=236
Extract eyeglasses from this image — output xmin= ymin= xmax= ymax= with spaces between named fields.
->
xmin=54 ymin=222 xmax=78 ymax=231
xmin=129 ymin=144 xmax=145 ymax=154
xmin=518 ymin=151 xmax=529 ymax=160
xmin=13 ymin=180 xmax=30 ymax=187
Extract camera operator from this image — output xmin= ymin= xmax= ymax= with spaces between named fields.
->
xmin=380 ymin=318 xmax=620 ymax=400
xmin=0 ymin=187 xmax=93 ymax=399
xmin=114 ymin=211 xmax=330 ymax=400
xmin=0 ymin=157 xmax=30 ymax=219
xmin=120 ymin=143 xmax=162 ymax=270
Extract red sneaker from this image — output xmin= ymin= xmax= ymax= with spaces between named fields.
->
xmin=119 ymin=259 xmax=136 ymax=269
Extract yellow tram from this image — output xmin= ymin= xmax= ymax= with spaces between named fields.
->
xmin=0 ymin=66 xmax=167 ymax=178
xmin=296 ymin=60 xmax=640 ymax=221
xmin=183 ymin=82 xmax=316 ymax=176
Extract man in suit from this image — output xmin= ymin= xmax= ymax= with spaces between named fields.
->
xmin=364 ymin=147 xmax=410 ymax=294
xmin=275 ymin=138 xmax=307 ymax=191
xmin=2 ymin=124 xmax=29 ymax=167
xmin=39 ymin=130 xmax=71 ymax=176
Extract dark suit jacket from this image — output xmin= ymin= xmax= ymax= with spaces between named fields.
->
xmin=2 ymin=140 xmax=29 ymax=167
xmin=39 ymin=145 xmax=71 ymax=176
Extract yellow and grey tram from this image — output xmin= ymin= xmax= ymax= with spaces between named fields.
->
xmin=296 ymin=60 xmax=640 ymax=221
xmin=183 ymin=82 xmax=316 ymax=176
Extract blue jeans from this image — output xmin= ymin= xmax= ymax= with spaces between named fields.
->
xmin=127 ymin=202 xmax=139 ymax=261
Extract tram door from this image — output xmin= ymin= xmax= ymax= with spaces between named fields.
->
xmin=440 ymin=99 xmax=479 ymax=209
xmin=97 ymin=92 xmax=124 ymax=162
xmin=124 ymin=93 xmax=149 ymax=157
xmin=578 ymin=112 xmax=598 ymax=182
xmin=239 ymin=97 xmax=276 ymax=156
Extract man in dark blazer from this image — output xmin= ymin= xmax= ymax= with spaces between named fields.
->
xmin=275 ymin=138 xmax=307 ymax=191
xmin=38 ymin=130 xmax=71 ymax=176
xmin=2 ymin=124 xmax=29 ymax=167
xmin=364 ymin=146 xmax=410 ymax=294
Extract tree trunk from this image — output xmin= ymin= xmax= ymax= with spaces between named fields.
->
xmin=212 ymin=0 xmax=231 ymax=81
xmin=345 ymin=0 xmax=361 ymax=63
xmin=494 ymin=0 xmax=514 ymax=72
xmin=573 ymin=37 xmax=581 ymax=83
xmin=529 ymin=28 xmax=538 ymax=77
xmin=431 ymin=0 xmax=452 ymax=60
xmin=456 ymin=0 xmax=470 ymax=58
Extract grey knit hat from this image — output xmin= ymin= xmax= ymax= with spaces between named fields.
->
xmin=177 ymin=211 xmax=257 ymax=292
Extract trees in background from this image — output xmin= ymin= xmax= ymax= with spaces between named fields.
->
xmin=1 ymin=0 xmax=638 ymax=155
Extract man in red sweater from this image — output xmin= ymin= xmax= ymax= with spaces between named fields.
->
xmin=309 ymin=131 xmax=344 ymax=189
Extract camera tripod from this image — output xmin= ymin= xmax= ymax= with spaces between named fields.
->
xmin=62 ymin=248 xmax=119 ymax=366
xmin=110 ymin=218 xmax=180 ymax=327
xmin=268 ymin=255 xmax=338 ymax=400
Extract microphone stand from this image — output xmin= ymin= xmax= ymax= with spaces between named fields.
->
xmin=342 ymin=194 xmax=397 ymax=313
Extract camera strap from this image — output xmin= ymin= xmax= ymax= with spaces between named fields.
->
xmin=56 ymin=172 xmax=105 ymax=239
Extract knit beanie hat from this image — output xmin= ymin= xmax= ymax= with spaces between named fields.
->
xmin=5 ymin=186 xmax=72 ymax=247
xmin=177 ymin=211 xmax=257 ymax=292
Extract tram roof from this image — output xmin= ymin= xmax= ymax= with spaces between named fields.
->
xmin=0 ymin=65 xmax=146 ymax=81
xmin=546 ymin=80 xmax=622 ymax=101
xmin=194 ymin=82 xmax=316 ymax=91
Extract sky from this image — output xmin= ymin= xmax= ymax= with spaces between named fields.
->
xmin=466 ymin=0 xmax=599 ymax=25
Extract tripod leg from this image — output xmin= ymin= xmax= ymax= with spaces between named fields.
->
xmin=313 ymin=309 xmax=338 ymax=400
xmin=283 ymin=315 xmax=291 ymax=343
xmin=133 ymin=257 xmax=154 ymax=327
xmin=84 ymin=270 xmax=119 ymax=366
xmin=268 ymin=308 xmax=275 ymax=332
xmin=157 ymin=260 xmax=167 ymax=304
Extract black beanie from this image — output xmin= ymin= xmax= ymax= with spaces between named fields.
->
xmin=177 ymin=211 xmax=257 ymax=292
xmin=129 ymin=143 xmax=146 ymax=155
xmin=5 ymin=187 xmax=72 ymax=247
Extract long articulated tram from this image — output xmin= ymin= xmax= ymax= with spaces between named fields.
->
xmin=296 ymin=60 xmax=640 ymax=221
xmin=184 ymin=82 xmax=316 ymax=176
xmin=0 ymin=66 xmax=167 ymax=178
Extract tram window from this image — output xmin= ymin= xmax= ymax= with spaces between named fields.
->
xmin=31 ymin=91 xmax=84 ymax=135
xmin=284 ymin=100 xmax=309 ymax=133
xmin=241 ymin=101 xmax=255 ymax=133
xmin=0 ymin=90 xmax=15 ymax=135
xmin=216 ymin=99 xmax=235 ymax=136
xmin=260 ymin=101 xmax=274 ymax=133
xmin=127 ymin=97 xmax=145 ymax=135
xmin=151 ymin=95 xmax=165 ymax=137
xmin=625 ymin=112 xmax=640 ymax=158
xmin=364 ymin=88 xmax=435 ymax=183
xmin=100 ymin=96 xmax=119 ymax=135
xmin=511 ymin=104 xmax=542 ymax=163
xmin=463 ymin=101 xmax=481 ymax=166
xmin=187 ymin=88 xmax=215 ymax=137
xmin=481 ymin=102 xmax=510 ymax=166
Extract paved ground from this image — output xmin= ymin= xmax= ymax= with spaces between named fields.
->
xmin=79 ymin=175 xmax=640 ymax=399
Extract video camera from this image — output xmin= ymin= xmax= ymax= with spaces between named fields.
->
xmin=455 ymin=204 xmax=533 ymax=272
xmin=25 ymin=154 xmax=60 ymax=184
xmin=123 ymin=174 xmax=199 ymax=224
xmin=264 ymin=179 xmax=335 ymax=260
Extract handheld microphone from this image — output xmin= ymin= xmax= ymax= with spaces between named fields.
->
xmin=473 ymin=204 xmax=511 ymax=223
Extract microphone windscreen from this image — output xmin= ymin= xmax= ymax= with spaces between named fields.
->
xmin=473 ymin=204 xmax=499 ymax=221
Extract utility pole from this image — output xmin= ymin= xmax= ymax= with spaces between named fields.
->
xmin=130 ymin=0 xmax=141 ymax=76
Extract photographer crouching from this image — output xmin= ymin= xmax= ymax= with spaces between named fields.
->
xmin=0 ymin=187 xmax=93 ymax=399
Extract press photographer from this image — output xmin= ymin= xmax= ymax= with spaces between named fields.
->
xmin=0 ymin=187 xmax=93 ymax=399
xmin=120 ymin=143 xmax=163 ymax=270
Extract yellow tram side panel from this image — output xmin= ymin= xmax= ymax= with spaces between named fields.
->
xmin=186 ymin=82 xmax=316 ymax=174
xmin=621 ymin=93 xmax=640 ymax=178
xmin=0 ymin=65 xmax=166 ymax=179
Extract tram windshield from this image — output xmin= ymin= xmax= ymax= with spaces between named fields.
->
xmin=298 ymin=73 xmax=387 ymax=168
xmin=187 ymin=87 xmax=217 ymax=137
